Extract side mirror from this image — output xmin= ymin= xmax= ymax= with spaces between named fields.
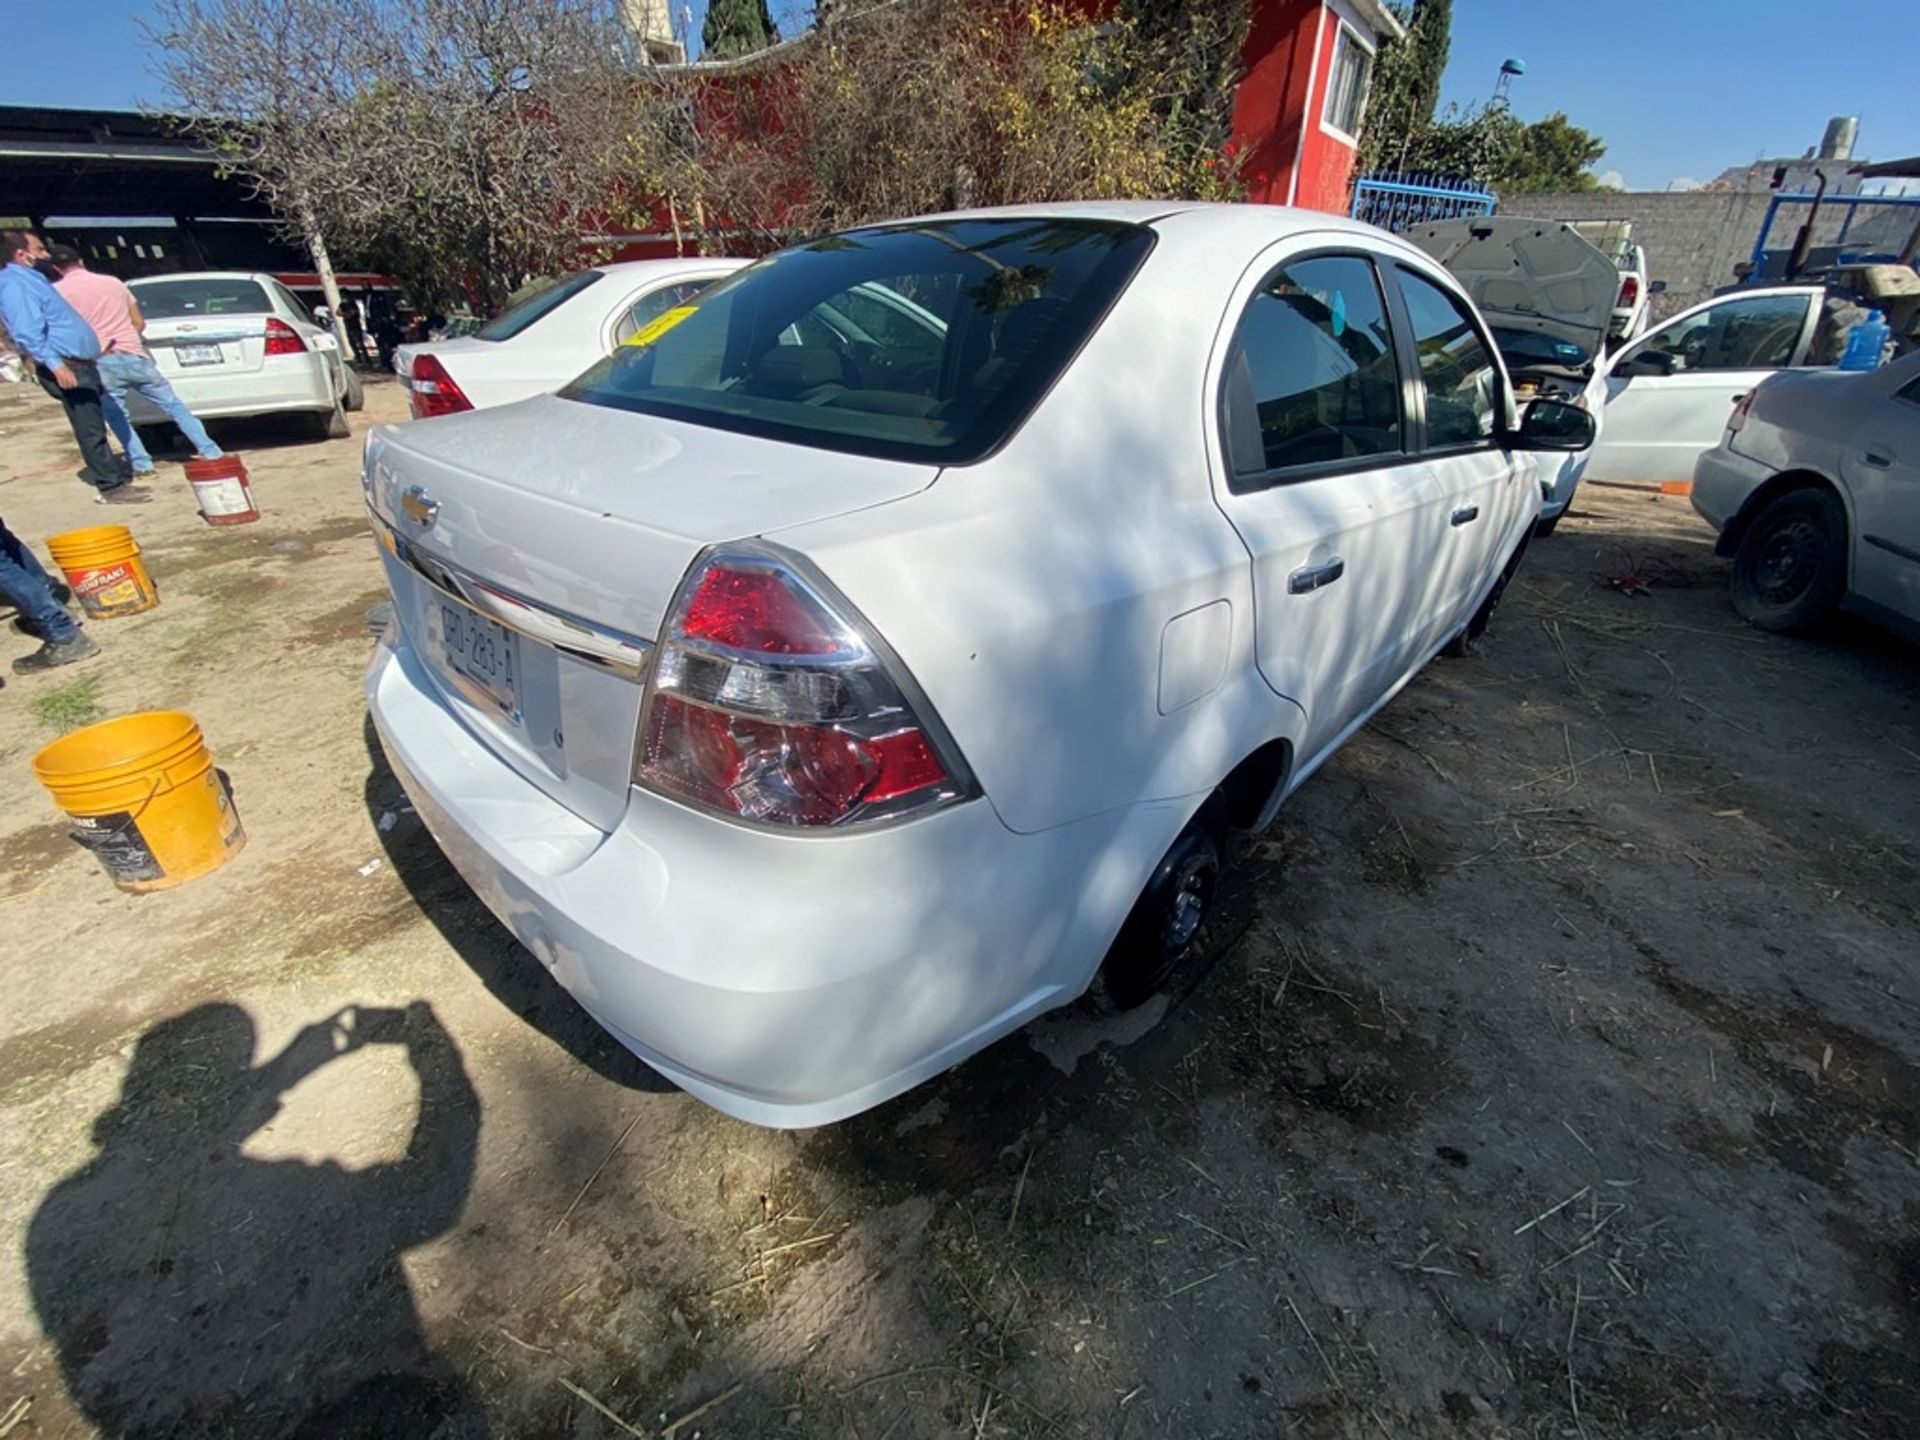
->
xmin=1517 ymin=398 xmax=1597 ymax=453
xmin=1649 ymin=279 xmax=1668 ymax=295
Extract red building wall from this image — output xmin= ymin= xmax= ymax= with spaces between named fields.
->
xmin=1292 ymin=3 xmax=1363 ymax=213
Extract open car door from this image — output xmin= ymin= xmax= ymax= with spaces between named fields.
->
xmin=1589 ymin=288 xmax=1821 ymax=488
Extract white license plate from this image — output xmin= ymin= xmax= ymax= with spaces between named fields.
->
xmin=438 ymin=599 xmax=520 ymax=720
xmin=176 ymin=343 xmax=223 ymax=367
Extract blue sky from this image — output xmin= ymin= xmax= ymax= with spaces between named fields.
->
xmin=12 ymin=1 xmax=1920 ymax=194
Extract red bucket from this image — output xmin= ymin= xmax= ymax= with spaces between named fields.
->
xmin=183 ymin=456 xmax=259 ymax=526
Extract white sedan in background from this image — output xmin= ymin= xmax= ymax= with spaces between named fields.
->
xmin=1693 ymin=348 xmax=1920 ymax=637
xmin=126 ymin=271 xmax=363 ymax=439
xmin=397 ymin=256 xmax=747 ymax=418
xmin=364 ymin=202 xmax=1593 ymax=1126
xmin=1413 ymin=220 xmax=1835 ymax=533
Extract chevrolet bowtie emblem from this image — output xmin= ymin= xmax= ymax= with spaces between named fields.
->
xmin=400 ymin=486 xmax=440 ymax=527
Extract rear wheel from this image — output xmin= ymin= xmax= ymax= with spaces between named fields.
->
xmin=1730 ymin=487 xmax=1846 ymax=632
xmin=1090 ymin=822 xmax=1222 ymax=1012
xmin=1534 ymin=512 xmax=1563 ymax=539
xmin=1443 ymin=531 xmax=1531 ymax=658
xmin=341 ymin=364 xmax=366 ymax=412
xmin=311 ymin=403 xmax=351 ymax=441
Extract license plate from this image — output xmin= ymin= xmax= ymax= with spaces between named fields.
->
xmin=438 ymin=600 xmax=519 ymax=721
xmin=176 ymin=343 xmax=223 ymax=367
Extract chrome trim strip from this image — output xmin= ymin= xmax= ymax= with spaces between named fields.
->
xmin=371 ymin=512 xmax=653 ymax=679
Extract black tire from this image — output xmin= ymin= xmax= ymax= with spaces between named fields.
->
xmin=341 ymin=363 xmax=366 ymax=412
xmin=1534 ymin=512 xmax=1563 ymax=539
xmin=1090 ymin=824 xmax=1222 ymax=1012
xmin=134 ymin=423 xmax=174 ymax=456
xmin=1445 ymin=527 xmax=1534 ymax=658
xmin=314 ymin=403 xmax=351 ymax=441
xmin=1730 ymin=487 xmax=1846 ymax=633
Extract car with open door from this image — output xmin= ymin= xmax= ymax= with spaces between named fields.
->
xmin=125 ymin=270 xmax=364 ymax=440
xmin=1693 ymin=348 xmax=1920 ymax=638
xmin=1591 ymin=284 xmax=1826 ymax=490
xmin=364 ymin=202 xmax=1594 ymax=1127
xmin=1411 ymin=217 xmax=1618 ymax=534
xmin=397 ymin=257 xmax=748 ymax=418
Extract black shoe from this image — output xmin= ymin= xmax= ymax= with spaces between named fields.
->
xmin=98 ymin=485 xmax=152 ymax=505
xmin=12 ymin=633 xmax=101 ymax=673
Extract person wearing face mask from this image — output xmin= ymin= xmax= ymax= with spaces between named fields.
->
xmin=0 ymin=230 xmax=143 ymax=503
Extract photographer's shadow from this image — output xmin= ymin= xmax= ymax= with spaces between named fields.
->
xmin=361 ymin=713 xmax=675 ymax=1093
xmin=27 ymin=1001 xmax=485 ymax=1438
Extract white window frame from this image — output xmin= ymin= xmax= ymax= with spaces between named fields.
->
xmin=1319 ymin=19 xmax=1376 ymax=146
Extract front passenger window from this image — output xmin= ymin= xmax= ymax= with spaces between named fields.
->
xmin=1222 ymin=254 xmax=1401 ymax=485
xmin=1397 ymin=268 xmax=1499 ymax=448
xmin=1629 ymin=293 xmax=1809 ymax=373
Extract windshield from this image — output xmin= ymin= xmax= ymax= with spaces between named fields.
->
xmin=560 ymin=218 xmax=1155 ymax=464
xmin=1488 ymin=325 xmax=1596 ymax=369
xmin=131 ymin=277 xmax=272 ymax=319
xmin=475 ymin=271 xmax=604 ymax=342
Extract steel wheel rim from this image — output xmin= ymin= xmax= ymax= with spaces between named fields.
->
xmin=1753 ymin=517 xmax=1823 ymax=605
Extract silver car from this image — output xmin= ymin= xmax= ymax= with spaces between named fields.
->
xmin=1692 ymin=350 xmax=1920 ymax=637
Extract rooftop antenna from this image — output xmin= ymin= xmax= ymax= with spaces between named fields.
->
xmin=1493 ymin=57 xmax=1525 ymax=106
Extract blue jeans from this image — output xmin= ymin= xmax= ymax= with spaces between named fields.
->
xmin=97 ymin=352 xmax=225 ymax=469
xmin=0 ymin=521 xmax=81 ymax=644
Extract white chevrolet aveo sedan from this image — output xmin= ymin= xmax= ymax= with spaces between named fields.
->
xmin=364 ymin=202 xmax=1594 ymax=1126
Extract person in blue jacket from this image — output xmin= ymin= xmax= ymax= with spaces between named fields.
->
xmin=0 ymin=230 xmax=143 ymax=502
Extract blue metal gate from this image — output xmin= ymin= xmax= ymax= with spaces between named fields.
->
xmin=1350 ymin=172 xmax=1497 ymax=233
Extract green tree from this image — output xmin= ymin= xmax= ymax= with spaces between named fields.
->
xmin=1500 ymin=111 xmax=1608 ymax=193
xmin=1357 ymin=0 xmax=1451 ymax=173
xmin=702 ymin=0 xmax=778 ymax=59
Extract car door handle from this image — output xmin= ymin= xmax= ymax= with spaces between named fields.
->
xmin=1288 ymin=557 xmax=1345 ymax=594
xmin=1450 ymin=505 xmax=1480 ymax=527
xmin=1860 ymin=448 xmax=1894 ymax=469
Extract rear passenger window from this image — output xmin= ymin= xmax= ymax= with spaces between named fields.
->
xmin=1221 ymin=254 xmax=1401 ymax=485
xmin=1396 ymin=268 xmax=1500 ymax=448
xmin=613 ymin=281 xmax=713 ymax=347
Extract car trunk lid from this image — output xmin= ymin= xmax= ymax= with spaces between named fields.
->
xmin=139 ymin=313 xmax=276 ymax=378
xmin=1411 ymin=216 xmax=1618 ymax=364
xmin=367 ymin=394 xmax=938 ymax=829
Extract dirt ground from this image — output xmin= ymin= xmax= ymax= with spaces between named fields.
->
xmin=0 ymin=374 xmax=1915 ymax=1440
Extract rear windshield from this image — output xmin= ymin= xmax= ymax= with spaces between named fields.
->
xmin=131 ymin=277 xmax=272 ymax=319
xmin=559 ymin=218 xmax=1155 ymax=464
xmin=476 ymin=270 xmax=604 ymax=341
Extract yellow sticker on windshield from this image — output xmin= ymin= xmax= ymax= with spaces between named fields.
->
xmin=624 ymin=305 xmax=698 ymax=348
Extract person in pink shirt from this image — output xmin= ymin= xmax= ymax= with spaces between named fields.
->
xmin=51 ymin=246 xmax=226 ymax=473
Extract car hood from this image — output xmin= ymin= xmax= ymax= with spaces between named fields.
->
xmin=1411 ymin=217 xmax=1619 ymax=358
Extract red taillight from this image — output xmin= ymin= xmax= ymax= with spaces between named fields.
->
xmin=681 ymin=566 xmax=841 ymax=654
xmin=1726 ymin=390 xmax=1756 ymax=436
xmin=1617 ymin=275 xmax=1639 ymax=309
xmin=264 ymin=318 xmax=307 ymax=356
xmin=407 ymin=353 xmax=474 ymax=419
xmin=635 ymin=547 xmax=974 ymax=829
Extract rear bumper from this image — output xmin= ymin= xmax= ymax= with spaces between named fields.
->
xmin=130 ymin=353 xmax=336 ymax=422
xmin=1690 ymin=445 xmax=1769 ymax=536
xmin=366 ymin=629 xmax=1174 ymax=1127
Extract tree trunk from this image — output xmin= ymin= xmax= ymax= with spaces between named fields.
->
xmin=300 ymin=209 xmax=353 ymax=360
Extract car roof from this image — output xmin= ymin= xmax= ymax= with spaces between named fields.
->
xmin=856 ymin=200 xmax=1409 ymax=250
xmin=591 ymin=256 xmax=751 ymax=280
xmin=128 ymin=271 xmax=279 ymax=284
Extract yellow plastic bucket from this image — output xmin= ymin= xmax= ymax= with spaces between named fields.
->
xmin=32 ymin=711 xmax=245 ymax=892
xmin=46 ymin=524 xmax=159 ymax=618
